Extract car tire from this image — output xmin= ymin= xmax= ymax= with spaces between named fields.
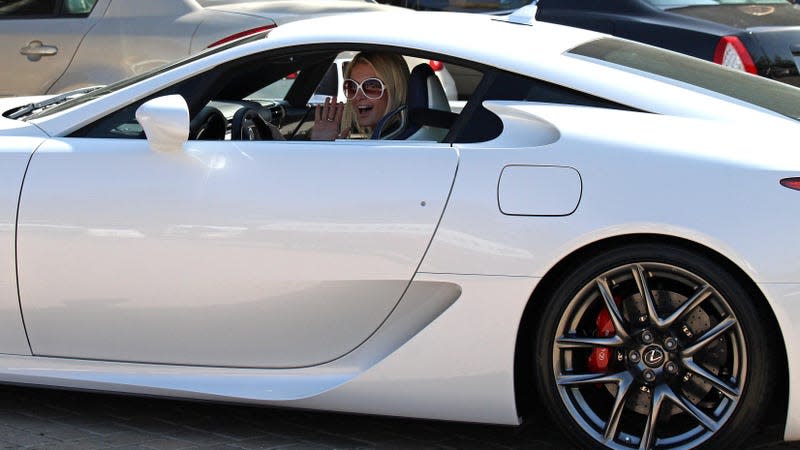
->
xmin=533 ymin=242 xmax=773 ymax=449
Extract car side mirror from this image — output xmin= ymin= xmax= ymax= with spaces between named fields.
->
xmin=135 ymin=95 xmax=189 ymax=152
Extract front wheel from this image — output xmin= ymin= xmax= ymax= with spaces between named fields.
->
xmin=534 ymin=243 xmax=773 ymax=449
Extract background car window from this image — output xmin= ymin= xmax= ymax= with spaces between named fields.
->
xmin=570 ymin=37 xmax=800 ymax=120
xmin=63 ymin=0 xmax=96 ymax=15
xmin=0 ymin=0 xmax=58 ymax=16
xmin=0 ymin=0 xmax=95 ymax=17
xmin=244 ymin=62 xmax=340 ymax=104
xmin=246 ymin=72 xmax=298 ymax=101
xmin=448 ymin=69 xmax=636 ymax=143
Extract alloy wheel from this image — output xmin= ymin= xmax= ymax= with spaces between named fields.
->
xmin=550 ymin=261 xmax=748 ymax=449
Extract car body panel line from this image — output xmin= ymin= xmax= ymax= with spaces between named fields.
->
xmin=47 ymin=0 xmax=116 ymax=95
xmin=14 ymin=141 xmax=45 ymax=356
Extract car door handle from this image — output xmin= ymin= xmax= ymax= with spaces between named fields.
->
xmin=20 ymin=41 xmax=58 ymax=61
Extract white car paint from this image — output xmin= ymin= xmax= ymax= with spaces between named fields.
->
xmin=19 ymin=136 xmax=457 ymax=367
xmin=0 ymin=9 xmax=798 ymax=448
xmin=0 ymin=137 xmax=42 ymax=356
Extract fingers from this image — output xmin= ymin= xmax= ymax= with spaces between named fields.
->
xmin=315 ymin=98 xmax=345 ymax=124
xmin=314 ymin=102 xmax=322 ymax=123
xmin=333 ymin=101 xmax=344 ymax=125
xmin=324 ymin=96 xmax=332 ymax=122
xmin=314 ymin=97 xmax=333 ymax=124
xmin=311 ymin=97 xmax=347 ymax=141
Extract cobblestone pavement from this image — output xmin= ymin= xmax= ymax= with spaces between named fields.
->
xmin=0 ymin=385 xmax=796 ymax=449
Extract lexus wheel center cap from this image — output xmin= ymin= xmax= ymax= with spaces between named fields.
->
xmin=643 ymin=346 xmax=665 ymax=367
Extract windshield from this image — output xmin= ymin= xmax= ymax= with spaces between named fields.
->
xmin=23 ymin=31 xmax=271 ymax=120
xmin=569 ymin=37 xmax=800 ymax=120
xmin=645 ymin=0 xmax=788 ymax=8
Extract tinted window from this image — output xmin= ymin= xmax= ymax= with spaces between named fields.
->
xmin=570 ymin=37 xmax=800 ymax=120
xmin=0 ymin=0 xmax=96 ymax=17
xmin=63 ymin=0 xmax=97 ymax=15
xmin=71 ymin=71 xmax=218 ymax=139
xmin=0 ymin=0 xmax=58 ymax=16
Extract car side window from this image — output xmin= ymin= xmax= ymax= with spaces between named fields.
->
xmin=70 ymin=48 xmax=480 ymax=143
xmin=70 ymin=73 xmax=219 ymax=139
xmin=0 ymin=0 xmax=58 ymax=17
xmin=63 ymin=0 xmax=97 ymax=15
xmin=448 ymin=69 xmax=637 ymax=143
xmin=0 ymin=0 xmax=97 ymax=18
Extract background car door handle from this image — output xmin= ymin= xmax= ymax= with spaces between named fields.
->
xmin=20 ymin=41 xmax=58 ymax=61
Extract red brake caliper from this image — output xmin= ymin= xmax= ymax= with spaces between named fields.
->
xmin=588 ymin=296 xmax=621 ymax=373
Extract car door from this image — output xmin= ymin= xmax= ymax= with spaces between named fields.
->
xmin=16 ymin=136 xmax=458 ymax=368
xmin=0 ymin=135 xmax=46 ymax=357
xmin=0 ymin=0 xmax=108 ymax=96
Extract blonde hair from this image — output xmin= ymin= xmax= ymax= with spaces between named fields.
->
xmin=341 ymin=52 xmax=409 ymax=136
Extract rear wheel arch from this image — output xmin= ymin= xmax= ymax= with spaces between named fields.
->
xmin=513 ymin=233 xmax=788 ymax=437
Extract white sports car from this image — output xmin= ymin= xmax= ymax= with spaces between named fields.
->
xmin=1 ymin=6 xmax=799 ymax=450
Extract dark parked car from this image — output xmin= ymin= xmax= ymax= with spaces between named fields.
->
xmin=535 ymin=0 xmax=800 ymax=86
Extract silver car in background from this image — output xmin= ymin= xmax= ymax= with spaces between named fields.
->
xmin=0 ymin=0 xmax=403 ymax=96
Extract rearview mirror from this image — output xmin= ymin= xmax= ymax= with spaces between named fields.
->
xmin=135 ymin=95 xmax=189 ymax=152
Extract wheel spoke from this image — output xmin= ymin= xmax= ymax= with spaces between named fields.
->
xmin=662 ymin=285 xmax=713 ymax=328
xmin=682 ymin=358 xmax=741 ymax=400
xmin=596 ymin=277 xmax=631 ymax=339
xmin=603 ymin=371 xmax=635 ymax=443
xmin=557 ymin=335 xmax=623 ymax=349
xmin=557 ymin=371 xmax=628 ymax=387
xmin=632 ymin=264 xmax=660 ymax=326
xmin=663 ymin=384 xmax=722 ymax=432
xmin=639 ymin=384 xmax=668 ymax=450
xmin=681 ymin=317 xmax=737 ymax=357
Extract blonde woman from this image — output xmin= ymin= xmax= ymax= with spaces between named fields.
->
xmin=312 ymin=52 xmax=409 ymax=140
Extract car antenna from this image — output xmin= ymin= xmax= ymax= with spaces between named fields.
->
xmin=497 ymin=1 xmax=538 ymax=26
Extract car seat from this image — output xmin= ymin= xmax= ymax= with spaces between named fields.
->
xmin=372 ymin=63 xmax=458 ymax=141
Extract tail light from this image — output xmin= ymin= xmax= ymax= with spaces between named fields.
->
xmin=713 ymin=36 xmax=757 ymax=74
xmin=207 ymin=24 xmax=276 ymax=48
xmin=780 ymin=177 xmax=800 ymax=190
xmin=428 ymin=60 xmax=444 ymax=71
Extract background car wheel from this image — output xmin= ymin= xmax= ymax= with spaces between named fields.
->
xmin=533 ymin=243 xmax=773 ymax=449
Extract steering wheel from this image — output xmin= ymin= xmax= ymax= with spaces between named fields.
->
xmin=190 ymin=106 xmax=226 ymax=140
xmin=230 ymin=107 xmax=273 ymax=141
xmin=370 ymin=105 xmax=408 ymax=140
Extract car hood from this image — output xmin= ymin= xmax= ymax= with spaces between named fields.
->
xmin=0 ymin=96 xmax=54 ymax=137
xmin=667 ymin=3 xmax=800 ymax=30
xmin=199 ymin=0 xmax=405 ymax=24
xmin=0 ymin=95 xmax=53 ymax=110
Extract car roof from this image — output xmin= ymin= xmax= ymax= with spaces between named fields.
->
xmin=198 ymin=0 xmax=406 ymax=24
xmin=263 ymin=10 xmax=602 ymax=67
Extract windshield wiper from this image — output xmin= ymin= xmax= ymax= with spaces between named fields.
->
xmin=7 ymin=85 xmax=104 ymax=119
